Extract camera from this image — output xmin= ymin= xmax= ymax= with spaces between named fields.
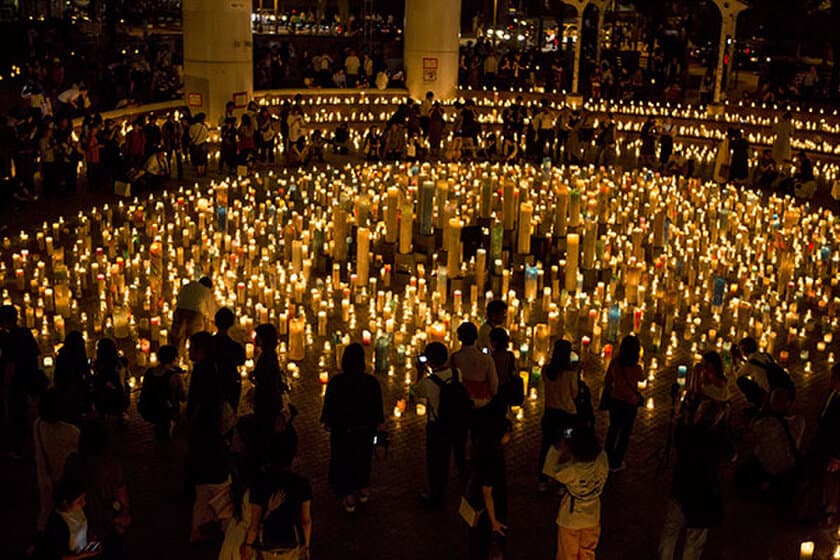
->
xmin=563 ymin=427 xmax=574 ymax=439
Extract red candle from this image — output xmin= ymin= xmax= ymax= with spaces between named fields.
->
xmin=603 ymin=344 xmax=613 ymax=361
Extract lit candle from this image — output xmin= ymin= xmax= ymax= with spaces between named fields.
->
xmin=517 ymin=202 xmax=533 ymax=254
xmin=800 ymin=541 xmax=814 ymax=560
xmin=399 ymin=202 xmax=413 ymax=255
xmin=447 ymin=218 xmax=463 ymax=278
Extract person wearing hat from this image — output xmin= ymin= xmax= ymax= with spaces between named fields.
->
xmin=413 ymin=342 xmax=467 ymax=505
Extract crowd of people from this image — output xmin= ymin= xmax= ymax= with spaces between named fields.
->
xmin=3 ymin=281 xmax=840 ymax=559
xmin=1 ymin=89 xmax=819 ymax=210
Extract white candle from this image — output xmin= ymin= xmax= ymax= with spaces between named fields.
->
xmin=289 ymin=317 xmax=305 ymax=361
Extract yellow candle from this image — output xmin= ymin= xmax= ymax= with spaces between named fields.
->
xmin=565 ymin=234 xmax=580 ymax=292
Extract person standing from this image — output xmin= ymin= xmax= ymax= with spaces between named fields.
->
xmin=772 ymin=111 xmax=792 ymax=168
xmin=91 ymin=339 xmax=130 ymax=424
xmin=185 ymin=332 xmax=229 ymax=543
xmin=451 ymin=322 xmax=498 ymax=440
xmin=138 ymin=345 xmax=186 ymax=441
xmin=170 ymin=277 xmax=214 ymax=359
xmin=212 ymin=308 xmax=246 ymax=413
xmin=478 ymin=300 xmax=507 ymax=352
xmin=728 ymin=129 xmax=749 ymax=183
xmin=344 ymin=49 xmax=361 ymax=87
xmin=538 ymin=339 xmax=579 ymax=492
xmin=320 ymin=343 xmax=384 ymax=513
xmin=188 ymin=113 xmax=210 ymax=177
xmin=251 ymin=324 xmax=288 ymax=431
xmin=542 ymin=426 xmax=609 ymax=560
xmin=34 ymin=389 xmax=81 ymax=531
xmin=658 ymin=351 xmax=731 ymax=560
xmin=53 ymin=331 xmax=90 ymax=426
xmin=414 ymin=342 xmax=469 ymax=505
xmin=0 ymin=304 xmax=43 ymax=458
xmin=241 ymin=429 xmax=312 ymax=560
xmin=602 ymin=334 xmax=644 ymax=472
xmin=467 ymin=417 xmax=510 ymax=560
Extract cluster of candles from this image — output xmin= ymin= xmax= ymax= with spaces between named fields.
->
xmin=0 ymin=161 xmax=837 ymax=424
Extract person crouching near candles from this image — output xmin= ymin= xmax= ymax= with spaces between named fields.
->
xmin=451 ymin=322 xmax=499 ymax=444
xmin=414 ymin=342 xmax=471 ymax=505
xmin=542 ymin=425 xmax=608 ymax=560
xmin=478 ymin=300 xmax=508 ymax=352
xmin=658 ymin=351 xmax=732 ymax=560
xmin=170 ymin=276 xmax=215 ymax=360
xmin=320 ymin=343 xmax=385 ymax=513
xmin=138 ymin=345 xmax=186 ymax=441
xmin=602 ymin=335 xmax=644 ymax=472
xmin=538 ymin=339 xmax=579 ymax=493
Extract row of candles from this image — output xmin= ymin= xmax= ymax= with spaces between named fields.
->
xmin=1 ymin=161 xmax=837 ymax=422
xmin=256 ymin=91 xmax=840 ymax=151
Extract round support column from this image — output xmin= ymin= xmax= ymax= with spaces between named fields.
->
xmin=404 ymin=0 xmax=461 ymax=101
xmin=183 ymin=0 xmax=253 ymax=124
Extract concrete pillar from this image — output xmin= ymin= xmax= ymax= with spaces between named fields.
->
xmin=404 ymin=0 xmax=462 ymax=100
xmin=592 ymin=0 xmax=609 ymax=65
xmin=566 ymin=0 xmax=589 ymax=97
xmin=183 ymin=0 xmax=253 ymax=124
xmin=712 ymin=0 xmax=747 ymax=105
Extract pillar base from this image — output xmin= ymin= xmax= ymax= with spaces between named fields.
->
xmin=706 ymin=103 xmax=725 ymax=116
xmin=566 ymin=94 xmax=584 ymax=109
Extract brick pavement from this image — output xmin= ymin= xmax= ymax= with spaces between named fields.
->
xmin=2 ymin=155 xmax=840 ymax=560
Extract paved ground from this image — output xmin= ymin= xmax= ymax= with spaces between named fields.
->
xmin=1 ymin=153 xmax=839 ymax=560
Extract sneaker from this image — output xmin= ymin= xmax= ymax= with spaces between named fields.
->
xmin=537 ymin=481 xmax=549 ymax=494
xmin=609 ymin=462 xmax=627 ymax=473
xmin=358 ymin=490 xmax=370 ymax=504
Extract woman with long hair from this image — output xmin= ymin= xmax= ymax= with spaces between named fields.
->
xmin=538 ymin=339 xmax=578 ymax=491
xmin=91 ymin=338 xmax=129 ymax=423
xmin=603 ymin=335 xmax=645 ymax=472
xmin=54 ymin=331 xmax=90 ymax=425
xmin=320 ymin=343 xmax=384 ymax=513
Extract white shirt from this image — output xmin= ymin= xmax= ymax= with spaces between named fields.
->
xmin=175 ymin=281 xmax=214 ymax=316
xmin=544 ymin=447 xmax=609 ymax=529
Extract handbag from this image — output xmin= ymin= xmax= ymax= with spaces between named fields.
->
xmin=458 ymin=476 xmax=485 ymax=528
xmin=208 ymin=482 xmax=234 ymax=521
xmin=458 ymin=496 xmax=484 ymax=528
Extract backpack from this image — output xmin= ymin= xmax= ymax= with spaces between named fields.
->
xmin=429 ymin=369 xmax=473 ymax=433
xmin=138 ymin=368 xmax=174 ymax=424
xmin=750 ymin=357 xmax=796 ymax=401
